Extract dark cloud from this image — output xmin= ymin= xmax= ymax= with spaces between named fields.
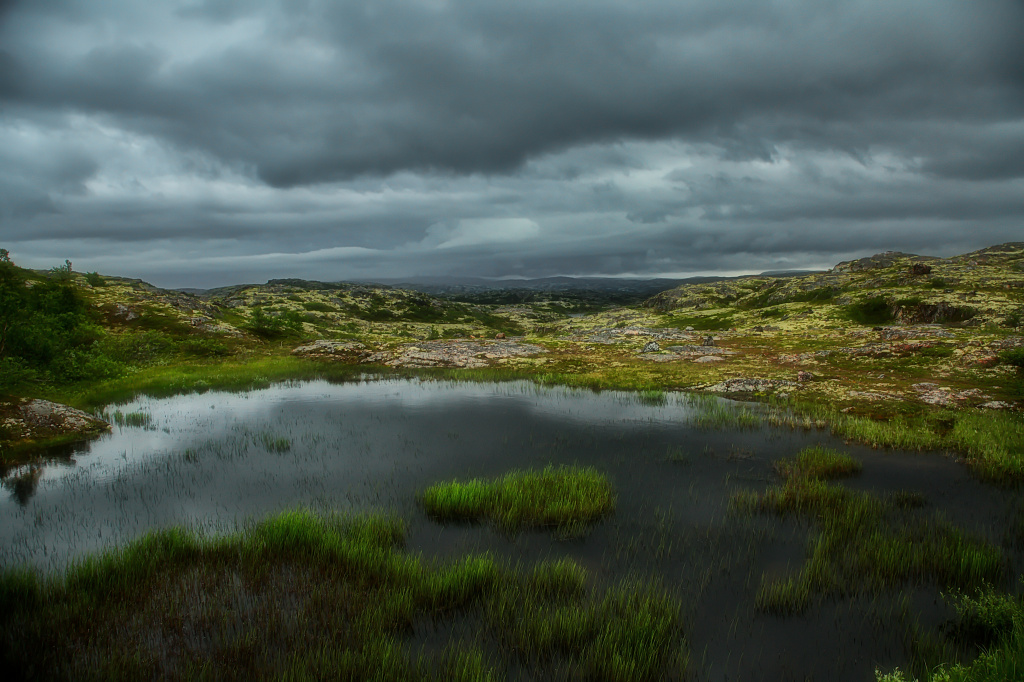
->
xmin=0 ymin=1 xmax=1022 ymax=286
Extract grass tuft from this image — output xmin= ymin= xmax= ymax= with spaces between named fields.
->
xmin=419 ymin=465 xmax=615 ymax=534
xmin=773 ymin=444 xmax=862 ymax=480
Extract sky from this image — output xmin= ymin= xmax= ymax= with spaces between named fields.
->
xmin=1 ymin=0 xmax=1022 ymax=288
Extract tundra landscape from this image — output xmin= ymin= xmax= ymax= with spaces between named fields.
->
xmin=3 ymin=1 xmax=1024 ymax=679
xmin=1 ymin=244 xmax=1022 ymax=681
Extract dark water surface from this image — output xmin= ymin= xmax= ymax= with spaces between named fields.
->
xmin=1 ymin=379 xmax=1018 ymax=680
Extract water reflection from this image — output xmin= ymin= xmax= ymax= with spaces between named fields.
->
xmin=0 ymin=378 xmax=1016 ymax=682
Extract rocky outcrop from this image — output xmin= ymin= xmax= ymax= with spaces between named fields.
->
xmin=292 ymin=340 xmax=368 ymax=359
xmin=362 ymin=340 xmax=545 ymax=369
xmin=704 ymin=378 xmax=798 ymax=394
xmin=1 ymin=399 xmax=109 ymax=445
xmin=832 ymin=251 xmax=936 ymax=273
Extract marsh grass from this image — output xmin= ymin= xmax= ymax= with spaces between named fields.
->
xmin=0 ymin=510 xmax=684 ymax=681
xmin=732 ymin=447 xmax=1004 ymax=614
xmin=108 ymin=410 xmax=153 ymax=428
xmin=773 ymin=444 xmax=862 ymax=480
xmin=768 ymin=401 xmax=1024 ymax=485
xmin=419 ymin=466 xmax=615 ymax=535
xmin=682 ymin=393 xmax=762 ymax=429
xmin=637 ymin=389 xmax=666 ymax=405
xmin=256 ymin=432 xmax=292 ymax=453
xmin=876 ymin=586 xmax=1024 ymax=681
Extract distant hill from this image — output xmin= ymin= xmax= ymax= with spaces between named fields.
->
xmin=644 ymin=242 xmax=1024 ymax=327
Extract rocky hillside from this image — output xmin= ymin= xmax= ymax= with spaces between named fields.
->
xmin=645 ymin=243 xmax=1024 ymax=330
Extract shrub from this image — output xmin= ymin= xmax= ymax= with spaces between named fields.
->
xmin=846 ymin=296 xmax=894 ymax=325
xmin=999 ymin=348 xmax=1024 ymax=372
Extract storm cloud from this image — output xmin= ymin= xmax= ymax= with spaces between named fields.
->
xmin=1 ymin=0 xmax=1022 ymax=287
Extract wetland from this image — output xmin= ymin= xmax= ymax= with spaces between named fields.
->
xmin=3 ymin=379 xmax=1021 ymax=680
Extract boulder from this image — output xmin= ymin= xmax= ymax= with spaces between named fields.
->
xmin=641 ymin=341 xmax=660 ymax=353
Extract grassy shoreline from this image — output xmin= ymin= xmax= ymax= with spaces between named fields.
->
xmin=7 ymin=348 xmax=1018 ymax=484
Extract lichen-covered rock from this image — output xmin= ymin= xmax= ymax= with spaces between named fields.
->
xmin=364 ymin=340 xmax=544 ymax=369
xmin=292 ymin=340 xmax=367 ymax=358
xmin=1 ymin=399 xmax=109 ymax=444
xmin=704 ymin=378 xmax=798 ymax=394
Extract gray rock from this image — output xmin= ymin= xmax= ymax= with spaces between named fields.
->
xmin=641 ymin=341 xmax=660 ymax=353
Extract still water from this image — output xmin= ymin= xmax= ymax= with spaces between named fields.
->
xmin=1 ymin=379 xmax=1016 ymax=680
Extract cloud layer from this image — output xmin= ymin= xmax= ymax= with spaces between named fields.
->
xmin=2 ymin=0 xmax=1022 ymax=287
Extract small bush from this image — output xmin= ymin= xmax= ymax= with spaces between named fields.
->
xmin=847 ymin=296 xmax=894 ymax=325
xmin=302 ymin=301 xmax=338 ymax=313
xmin=999 ymin=348 xmax=1024 ymax=372
xmin=1002 ymin=307 xmax=1024 ymax=329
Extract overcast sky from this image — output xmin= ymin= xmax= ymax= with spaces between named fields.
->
xmin=1 ymin=0 xmax=1022 ymax=288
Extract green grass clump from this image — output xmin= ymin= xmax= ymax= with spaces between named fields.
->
xmin=637 ymin=389 xmax=666 ymax=405
xmin=0 ymin=510 xmax=685 ymax=681
xmin=683 ymin=393 xmax=762 ymax=429
xmin=256 ymin=432 xmax=291 ymax=453
xmin=733 ymin=450 xmax=1004 ymax=614
xmin=773 ymin=445 xmax=862 ymax=480
xmin=108 ymin=410 xmax=153 ymax=428
xmin=419 ymin=466 xmax=615 ymax=534
xmin=769 ymin=402 xmax=1024 ymax=484
xmin=875 ymin=586 xmax=1024 ymax=681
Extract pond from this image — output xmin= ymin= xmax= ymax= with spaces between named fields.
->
xmin=1 ymin=379 xmax=1018 ymax=680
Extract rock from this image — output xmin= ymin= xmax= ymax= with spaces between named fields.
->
xmin=685 ymin=326 xmax=694 ymax=331
xmin=365 ymin=340 xmax=544 ymax=369
xmin=113 ymin=303 xmax=138 ymax=321
xmin=702 ymin=335 xmax=715 ymax=347
xmin=704 ymin=378 xmax=797 ymax=394
xmin=667 ymin=345 xmax=738 ymax=356
xmin=910 ymin=383 xmax=990 ymax=407
xmin=910 ymin=263 xmax=933 ymax=276
xmin=641 ymin=341 xmax=660 ymax=353
xmin=495 ymin=332 xmax=506 ymax=339
xmin=978 ymin=401 xmax=1011 ymax=410
xmin=694 ymin=356 xmax=724 ymax=363
xmin=1 ymin=399 xmax=110 ymax=444
xmin=292 ymin=340 xmax=367 ymax=358
xmin=797 ymin=371 xmax=814 ymax=382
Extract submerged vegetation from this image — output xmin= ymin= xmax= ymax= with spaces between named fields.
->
xmin=419 ymin=466 xmax=615 ymax=535
xmin=0 ymin=510 xmax=685 ymax=681
xmin=733 ymin=446 xmax=1004 ymax=615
